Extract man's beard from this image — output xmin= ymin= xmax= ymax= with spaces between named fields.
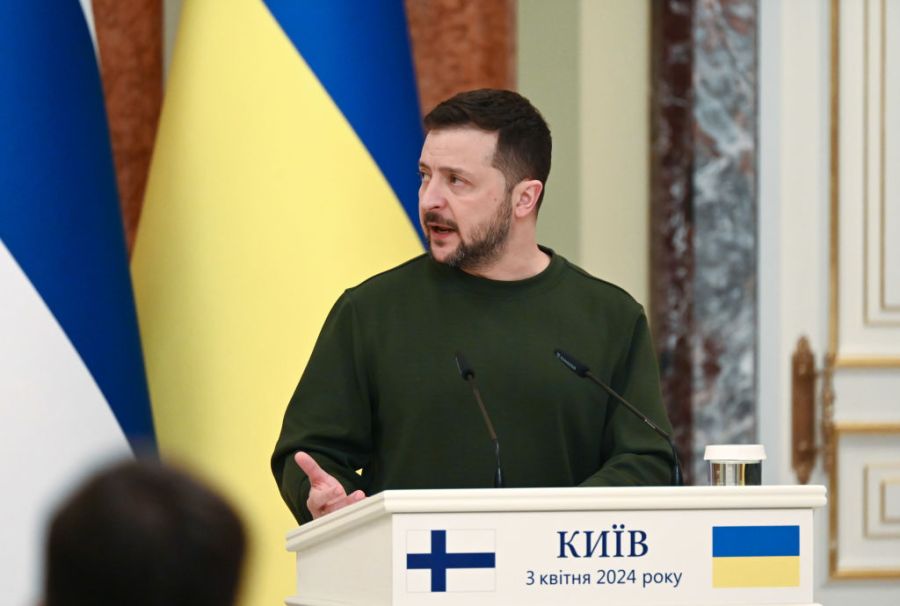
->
xmin=426 ymin=192 xmax=513 ymax=271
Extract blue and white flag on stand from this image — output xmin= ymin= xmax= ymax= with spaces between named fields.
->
xmin=0 ymin=2 xmax=155 ymax=603
xmin=407 ymin=529 xmax=497 ymax=593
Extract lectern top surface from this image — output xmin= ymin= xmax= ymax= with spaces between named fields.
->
xmin=286 ymin=485 xmax=826 ymax=544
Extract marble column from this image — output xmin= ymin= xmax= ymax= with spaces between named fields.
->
xmin=651 ymin=0 xmax=758 ymax=483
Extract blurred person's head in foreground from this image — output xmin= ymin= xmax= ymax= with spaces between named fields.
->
xmin=43 ymin=459 xmax=245 ymax=606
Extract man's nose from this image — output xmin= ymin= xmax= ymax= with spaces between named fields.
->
xmin=419 ymin=179 xmax=447 ymax=210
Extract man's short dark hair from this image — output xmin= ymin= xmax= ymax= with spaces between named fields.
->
xmin=423 ymin=89 xmax=552 ymax=208
xmin=44 ymin=460 xmax=245 ymax=606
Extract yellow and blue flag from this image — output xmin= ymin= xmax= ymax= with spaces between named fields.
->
xmin=131 ymin=1 xmax=424 ymax=604
xmin=0 ymin=2 xmax=154 ymax=603
xmin=712 ymin=525 xmax=800 ymax=588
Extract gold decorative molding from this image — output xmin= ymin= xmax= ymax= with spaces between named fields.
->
xmin=883 ymin=476 xmax=900 ymax=522
xmin=863 ymin=0 xmax=871 ymax=322
xmin=863 ymin=464 xmax=900 ymax=538
xmin=834 ymin=422 xmax=900 ymax=433
xmin=830 ymin=423 xmax=900 ymax=578
xmin=829 ymin=0 xmax=841 ymax=358
xmin=835 ymin=355 xmax=900 ymax=368
xmin=832 ymin=569 xmax=900 ymax=580
xmin=876 ymin=0 xmax=899 ymax=314
xmin=827 ymin=0 xmax=900 ymax=580
xmin=863 ymin=0 xmax=900 ymax=324
xmin=830 ymin=0 xmax=900 ymax=362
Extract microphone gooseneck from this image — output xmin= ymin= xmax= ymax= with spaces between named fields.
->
xmin=554 ymin=348 xmax=683 ymax=486
xmin=455 ymin=352 xmax=504 ymax=488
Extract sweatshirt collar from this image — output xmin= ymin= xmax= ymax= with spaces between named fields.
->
xmin=427 ymin=245 xmax=566 ymax=297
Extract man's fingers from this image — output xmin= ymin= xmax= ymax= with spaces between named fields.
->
xmin=308 ymin=488 xmax=365 ymax=520
xmin=296 ymin=452 xmax=365 ymax=519
xmin=321 ymin=490 xmax=366 ymax=515
xmin=315 ymin=482 xmax=347 ymax=505
xmin=294 ymin=451 xmax=339 ymax=488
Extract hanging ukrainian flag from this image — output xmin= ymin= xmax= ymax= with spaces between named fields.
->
xmin=131 ymin=2 xmax=423 ymax=605
xmin=0 ymin=2 xmax=155 ymax=603
xmin=712 ymin=525 xmax=801 ymax=588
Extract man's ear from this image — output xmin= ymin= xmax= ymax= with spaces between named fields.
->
xmin=512 ymin=179 xmax=543 ymax=218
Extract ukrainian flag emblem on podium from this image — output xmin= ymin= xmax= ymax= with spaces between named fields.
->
xmin=712 ymin=525 xmax=800 ymax=588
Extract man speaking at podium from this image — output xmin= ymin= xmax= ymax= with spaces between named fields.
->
xmin=272 ymin=89 xmax=675 ymax=524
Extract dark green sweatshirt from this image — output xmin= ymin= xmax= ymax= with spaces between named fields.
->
xmin=272 ymin=249 xmax=675 ymax=523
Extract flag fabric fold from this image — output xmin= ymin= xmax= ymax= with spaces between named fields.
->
xmin=0 ymin=2 xmax=154 ymax=603
xmin=131 ymin=1 xmax=424 ymax=604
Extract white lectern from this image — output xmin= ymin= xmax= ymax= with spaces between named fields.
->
xmin=285 ymin=486 xmax=826 ymax=606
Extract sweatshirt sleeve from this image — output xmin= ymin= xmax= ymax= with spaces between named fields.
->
xmin=271 ymin=291 xmax=372 ymax=524
xmin=579 ymin=311 xmax=676 ymax=487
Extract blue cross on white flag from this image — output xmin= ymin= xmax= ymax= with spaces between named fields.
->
xmin=406 ymin=529 xmax=496 ymax=593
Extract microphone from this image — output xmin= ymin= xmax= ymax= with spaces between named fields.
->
xmin=455 ymin=352 xmax=504 ymax=488
xmin=554 ymin=348 xmax=683 ymax=486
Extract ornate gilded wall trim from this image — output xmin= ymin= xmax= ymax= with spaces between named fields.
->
xmin=830 ymin=423 xmax=900 ymax=579
xmin=831 ymin=0 xmax=900 ymax=365
xmin=829 ymin=0 xmax=841 ymax=357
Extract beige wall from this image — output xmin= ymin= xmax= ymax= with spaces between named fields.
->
xmin=519 ymin=0 xmax=650 ymax=307
xmin=518 ymin=0 xmax=581 ymax=264
xmin=163 ymin=0 xmax=183 ymax=79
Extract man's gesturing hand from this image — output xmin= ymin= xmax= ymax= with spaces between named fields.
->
xmin=294 ymin=452 xmax=366 ymax=520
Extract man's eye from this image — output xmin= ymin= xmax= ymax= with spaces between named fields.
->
xmin=449 ymin=175 xmax=463 ymax=185
xmin=418 ymin=171 xmax=429 ymax=183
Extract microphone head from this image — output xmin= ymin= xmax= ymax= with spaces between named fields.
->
xmin=554 ymin=348 xmax=590 ymax=377
xmin=455 ymin=352 xmax=475 ymax=380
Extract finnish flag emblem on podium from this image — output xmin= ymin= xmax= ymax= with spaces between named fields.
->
xmin=406 ymin=529 xmax=496 ymax=593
